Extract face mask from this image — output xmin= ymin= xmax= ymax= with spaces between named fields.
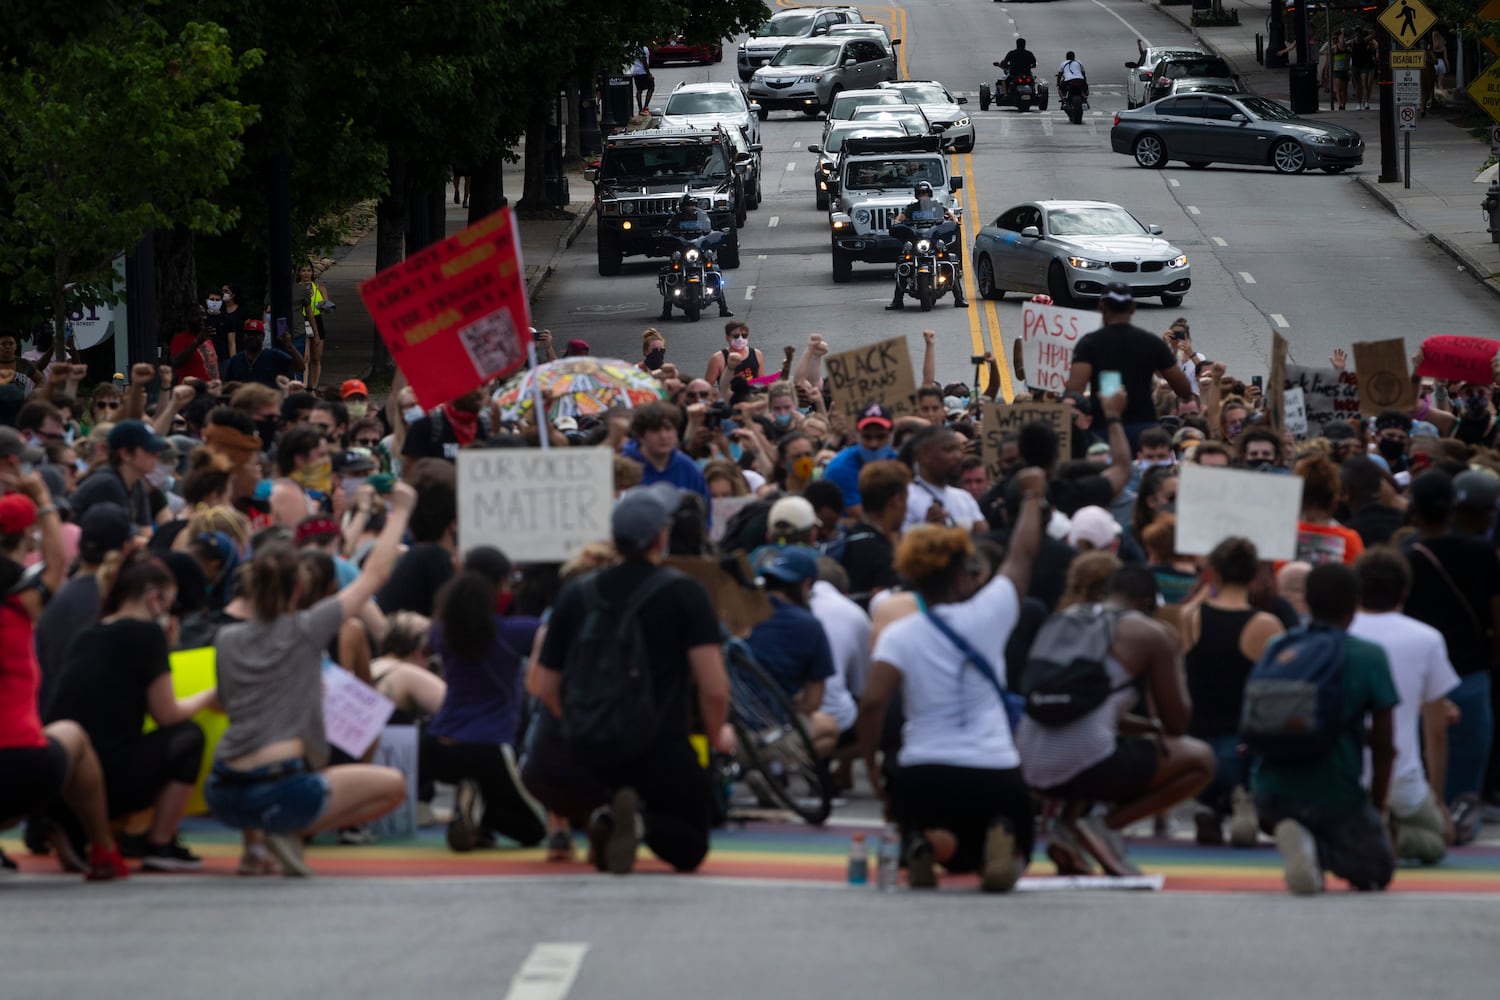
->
xmin=146 ymin=466 xmax=174 ymax=491
xmin=155 ymin=614 xmax=172 ymax=632
xmin=730 ymin=337 xmax=749 ymax=352
xmin=1244 ymin=458 xmax=1274 ymax=471
xmin=858 ymin=444 xmax=886 ymax=463
xmin=403 ymin=405 xmax=425 ymax=424
xmin=1158 ymin=500 xmax=1177 ymax=515
xmin=255 ymin=419 xmax=279 ymax=448
xmin=1137 ymin=458 xmax=1173 ymax=471
xmin=19 ymin=461 xmax=33 ymax=476
xmin=1226 ymin=420 xmax=1244 ymax=439
xmin=206 ymin=299 xmax=222 ymax=313
xmin=62 ymin=426 xmax=75 ymax=445
xmin=1377 ymin=437 xmax=1406 ymax=462
xmin=773 ymin=412 xmax=793 ymax=427
xmin=788 ymin=455 xmax=814 ymax=481
xmin=345 ymin=401 xmax=369 ymax=420
xmin=728 ymin=442 xmax=743 ymax=462
xmin=645 ymin=348 xmax=666 ymax=369
xmin=74 ymin=458 xmax=89 ymax=475
xmin=291 ymin=456 xmax=333 ymax=493
xmin=1464 ymin=396 xmax=1489 ymax=417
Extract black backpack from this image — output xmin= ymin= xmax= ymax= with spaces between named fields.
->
xmin=1019 ymin=604 xmax=1127 ymax=726
xmin=561 ymin=568 xmax=682 ymax=767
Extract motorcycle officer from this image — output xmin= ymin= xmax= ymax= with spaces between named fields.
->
xmin=886 ymin=180 xmax=968 ymax=311
xmin=1057 ymin=51 xmax=1089 ymax=102
xmin=658 ymin=192 xmax=733 ymax=321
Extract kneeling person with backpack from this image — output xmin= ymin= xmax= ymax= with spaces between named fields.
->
xmin=1243 ymin=563 xmax=1398 ymax=895
xmin=532 ymin=483 xmax=732 ymax=875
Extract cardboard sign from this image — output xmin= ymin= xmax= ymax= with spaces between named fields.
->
xmin=358 ymin=206 xmax=533 ymax=410
xmin=709 ymin=495 xmax=758 ymax=544
xmin=1283 ymin=387 xmax=1309 ymax=439
xmin=823 ymin=336 xmax=918 ymax=425
xmin=1353 ymin=339 xmax=1416 ymax=417
xmin=1176 ymin=463 xmax=1304 ymax=562
xmin=980 ymin=402 xmax=1072 ymax=480
xmin=1020 ymin=301 xmax=1092 ymax=393
xmin=1414 ymin=335 xmax=1500 ymax=384
xmin=664 ymin=555 xmax=773 ymax=639
xmin=1266 ymin=329 xmax=1288 ymax=435
xmin=457 ymin=447 xmax=614 ymax=562
xmin=322 ymin=662 xmax=396 ymax=758
xmin=1283 ymin=364 xmax=1360 ymax=439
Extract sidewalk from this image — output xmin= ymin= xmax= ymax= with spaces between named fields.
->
xmin=313 ymin=148 xmax=594 ymax=387
xmin=1143 ymin=0 xmax=1500 ymax=298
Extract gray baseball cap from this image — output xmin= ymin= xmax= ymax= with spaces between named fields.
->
xmin=611 ymin=482 xmax=681 ymax=549
xmin=0 ymin=426 xmax=44 ymax=465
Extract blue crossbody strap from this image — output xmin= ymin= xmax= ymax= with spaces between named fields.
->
xmin=915 ymin=594 xmax=1007 ymax=703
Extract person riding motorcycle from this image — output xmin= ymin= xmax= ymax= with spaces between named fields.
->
xmin=999 ymin=37 xmax=1038 ymax=82
xmin=658 ymin=193 xmax=732 ymax=321
xmin=1057 ymin=51 xmax=1089 ymax=102
xmin=886 ymin=181 xmax=968 ymax=311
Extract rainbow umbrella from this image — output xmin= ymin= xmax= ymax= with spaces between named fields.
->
xmin=493 ymin=356 xmax=666 ymax=422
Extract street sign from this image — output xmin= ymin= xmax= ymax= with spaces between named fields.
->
xmin=1398 ymin=105 xmax=1418 ymax=132
xmin=1379 ymin=0 xmax=1436 ymax=46
xmin=1469 ymin=61 xmax=1500 ymax=125
xmin=1480 ymin=0 xmax=1500 ymax=20
xmin=1491 ymin=125 xmax=1500 ymax=156
xmin=1394 ymin=69 xmax=1421 ymax=106
xmin=1390 ymin=49 xmax=1426 ymax=70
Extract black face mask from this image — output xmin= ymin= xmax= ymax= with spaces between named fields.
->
xmin=1245 ymin=457 xmax=1274 ymax=471
xmin=1377 ymin=437 xmax=1406 ymax=463
xmin=644 ymin=348 xmax=666 ymax=369
xmin=255 ymin=419 xmax=279 ymax=448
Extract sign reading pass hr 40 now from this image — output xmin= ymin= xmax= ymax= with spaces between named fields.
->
xmin=358 ymin=206 xmax=534 ymax=410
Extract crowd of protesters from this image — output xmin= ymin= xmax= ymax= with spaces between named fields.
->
xmin=2 ymin=279 xmax=1497 ymax=895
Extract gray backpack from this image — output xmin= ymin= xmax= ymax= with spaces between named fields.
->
xmin=1019 ymin=605 xmax=1126 ymax=726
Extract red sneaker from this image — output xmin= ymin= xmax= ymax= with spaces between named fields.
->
xmin=85 ymin=845 xmax=130 ymax=881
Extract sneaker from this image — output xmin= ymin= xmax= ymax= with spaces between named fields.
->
xmin=594 ymin=787 xmax=641 ymax=875
xmin=1480 ymin=792 xmax=1500 ymax=824
xmin=1045 ymin=819 xmax=1094 ymax=876
xmin=0 ymin=846 xmax=17 ymax=875
xmin=415 ymin=801 xmax=441 ymax=828
xmin=447 ymin=779 xmax=483 ymax=853
xmin=85 ymin=844 xmax=129 ymax=881
xmin=546 ymin=829 xmax=575 ymax=863
xmin=1228 ymin=787 xmax=1259 ymax=848
xmin=1193 ymin=807 xmax=1224 ymax=846
xmin=1451 ymin=793 xmax=1482 ymax=845
xmin=980 ymin=822 xmax=1021 ymax=893
xmin=46 ymin=819 xmax=87 ymax=874
xmin=118 ymin=832 xmax=149 ymax=859
xmin=22 ymin=817 xmax=51 ymax=856
xmin=905 ymin=835 xmax=938 ymax=889
xmin=264 ymin=833 xmax=314 ymax=878
xmin=236 ymin=850 xmax=281 ymax=877
xmin=1074 ymin=815 xmax=1141 ymax=877
xmin=338 ymin=826 xmax=379 ymax=846
xmin=1273 ymin=819 xmax=1323 ymax=895
xmin=140 ymin=838 xmax=204 ymax=872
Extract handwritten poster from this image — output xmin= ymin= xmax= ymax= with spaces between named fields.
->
xmin=980 ymin=402 xmax=1072 ymax=480
xmin=1020 ymin=301 xmax=1092 ymax=393
xmin=457 ymin=447 xmax=614 ymax=561
xmin=823 ymin=336 xmax=918 ymax=425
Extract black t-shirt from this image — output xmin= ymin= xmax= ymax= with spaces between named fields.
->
xmin=205 ymin=312 xmax=237 ymax=362
xmin=33 ymin=574 xmax=100 ymax=707
xmin=45 ymin=619 xmax=169 ymax=759
xmin=1345 ymin=504 xmax=1404 ymax=547
xmin=985 ymin=529 xmax=1076 ymax=612
xmin=540 ymin=561 xmax=721 ymax=743
xmin=401 ymin=412 xmax=462 ymax=463
xmin=71 ymin=466 xmax=153 ymax=528
xmin=1401 ymin=533 xmax=1500 ymax=676
xmin=1003 ymin=49 xmax=1037 ymax=74
xmin=839 ymin=521 xmax=897 ymax=601
xmin=376 ymin=543 xmax=456 ymax=616
xmin=1070 ymin=322 xmax=1176 ymax=424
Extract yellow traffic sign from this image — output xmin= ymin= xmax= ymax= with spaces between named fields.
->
xmin=1480 ymin=0 xmax=1500 ymax=20
xmin=1380 ymin=0 xmax=1435 ymax=46
xmin=1469 ymin=61 xmax=1500 ymax=125
xmin=1390 ymin=49 xmax=1426 ymax=69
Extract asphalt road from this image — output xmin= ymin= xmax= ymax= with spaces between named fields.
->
xmin=3 ymin=876 xmax=1497 ymax=999
xmin=532 ymin=0 xmax=1496 ymax=393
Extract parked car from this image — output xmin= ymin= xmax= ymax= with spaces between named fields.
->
xmin=808 ymin=121 xmax=908 ymax=209
xmin=655 ymin=81 xmax=761 ymax=147
xmin=651 ymin=35 xmax=724 ymax=67
xmin=1110 ymin=93 xmax=1364 ymax=174
xmin=747 ymin=37 xmax=898 ymax=116
xmin=972 ymin=200 xmax=1191 ymax=307
xmin=1144 ymin=55 xmax=1243 ymax=103
xmin=737 ymin=6 xmax=866 ymax=82
xmin=877 ymin=80 xmax=974 ymax=152
xmin=1124 ymin=47 xmax=1203 ymax=108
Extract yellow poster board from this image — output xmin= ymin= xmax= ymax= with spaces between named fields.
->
xmin=142 ymin=646 xmax=227 ymax=816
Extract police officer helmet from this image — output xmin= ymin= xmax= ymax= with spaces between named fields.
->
xmin=679 ymin=193 xmax=697 ymax=212
xmin=914 ymin=180 xmax=934 ymax=198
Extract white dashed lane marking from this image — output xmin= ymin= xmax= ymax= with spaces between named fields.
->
xmin=1211 ymin=236 xmax=1227 ymax=246
xmin=1186 ymin=206 xmax=1200 ymax=215
xmin=768 ymin=216 xmax=779 ymax=228
xmin=1168 ymin=179 xmax=1180 ymax=187
xmin=746 ymin=285 xmax=756 ymax=301
xmin=1271 ymin=313 xmax=1288 ymax=327
xmin=1239 ymin=272 xmax=1256 ymax=284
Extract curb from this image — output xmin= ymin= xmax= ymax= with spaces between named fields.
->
xmin=1354 ymin=175 xmax=1500 ymax=301
xmin=526 ymin=202 xmax=596 ymax=302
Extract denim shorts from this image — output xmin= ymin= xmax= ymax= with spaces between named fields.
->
xmin=205 ymin=759 xmax=330 ymax=835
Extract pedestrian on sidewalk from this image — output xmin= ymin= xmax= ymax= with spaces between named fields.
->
xmin=631 ymin=46 xmax=654 ymax=115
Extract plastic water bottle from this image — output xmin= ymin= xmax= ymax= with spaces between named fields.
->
xmin=847 ymin=832 xmax=868 ymax=885
xmin=876 ymin=823 xmax=901 ymax=891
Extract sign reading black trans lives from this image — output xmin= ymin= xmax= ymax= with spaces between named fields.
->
xmin=823 ymin=336 xmax=918 ymax=426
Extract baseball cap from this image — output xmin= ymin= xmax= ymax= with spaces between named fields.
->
xmin=566 ymin=339 xmax=591 ymax=356
xmin=1322 ymin=420 xmax=1358 ymax=441
xmin=106 ymin=420 xmax=168 ymax=455
xmin=0 ymin=493 xmax=37 ymax=534
xmin=0 ymin=426 xmax=45 ymax=465
xmin=1409 ymin=470 xmax=1455 ymax=519
xmin=160 ymin=552 xmax=207 ymax=617
xmin=554 ymin=416 xmax=579 ymax=433
xmin=331 ymin=448 xmax=377 ymax=476
xmin=611 ymin=482 xmax=681 ymax=549
xmin=1454 ymin=469 xmax=1500 ymax=510
xmin=856 ymin=402 xmax=893 ymax=430
xmin=754 ymin=544 xmax=820 ymax=585
xmin=242 ymin=318 xmax=265 ymax=333
xmin=340 ymin=379 xmax=369 ymax=399
xmin=768 ymin=495 xmax=818 ymax=534
xmin=1067 ymin=505 xmax=1122 ymax=550
xmin=1101 ymin=282 xmax=1134 ymax=307
xmin=78 ymin=502 xmax=133 ymax=562
xmin=294 ymin=516 xmax=341 ymax=546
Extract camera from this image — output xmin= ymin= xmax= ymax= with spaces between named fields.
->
xmin=970 ymin=354 xmax=986 ymax=365
xmin=704 ymin=400 xmax=733 ymax=427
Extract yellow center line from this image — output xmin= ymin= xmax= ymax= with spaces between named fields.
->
xmin=951 ymin=151 xmax=988 ymax=391
xmin=958 ymin=152 xmax=1014 ymax=402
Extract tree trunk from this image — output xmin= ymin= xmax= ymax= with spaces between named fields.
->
xmin=515 ymin=101 xmax=551 ymax=214
xmin=370 ymin=158 xmax=409 ymax=375
xmin=565 ymin=80 xmax=581 ymax=162
xmin=427 ymin=185 xmax=447 ymax=246
xmin=154 ymin=224 xmax=197 ymax=342
xmin=467 ymin=154 xmax=506 ymax=223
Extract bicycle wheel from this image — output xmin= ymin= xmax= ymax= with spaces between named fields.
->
xmin=724 ymin=639 xmax=833 ymax=825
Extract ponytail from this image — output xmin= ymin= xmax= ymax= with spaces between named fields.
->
xmin=243 ymin=541 xmax=300 ymax=621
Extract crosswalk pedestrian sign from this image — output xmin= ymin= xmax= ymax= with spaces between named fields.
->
xmin=1379 ymin=0 xmax=1435 ymax=47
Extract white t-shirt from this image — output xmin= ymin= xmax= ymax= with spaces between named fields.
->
xmin=903 ymin=476 xmax=984 ymax=531
xmin=1349 ymin=611 xmax=1460 ymax=816
xmin=871 ymin=574 xmax=1021 ymax=769
xmin=809 ymin=580 xmax=871 ymax=733
xmin=1058 ymin=59 xmax=1086 ymax=82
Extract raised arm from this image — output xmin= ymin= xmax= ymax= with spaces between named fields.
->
xmin=1000 ymin=466 xmax=1045 ymax=594
xmin=1098 ymin=389 xmax=1134 ymax=498
xmin=920 ymin=329 xmax=937 ymax=388
xmin=336 ymin=481 xmax=416 ymax=619
xmin=793 ymin=334 xmax=827 ymax=388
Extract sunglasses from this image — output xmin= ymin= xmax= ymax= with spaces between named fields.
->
xmin=354 ymin=438 xmax=380 ymax=447
xmin=685 ymin=391 xmax=713 ymax=400
xmin=96 ymin=400 xmax=121 ymax=411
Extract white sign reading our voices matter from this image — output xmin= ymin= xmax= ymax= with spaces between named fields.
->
xmin=457 ymin=447 xmax=614 ymax=562
xmin=1176 ymin=463 xmax=1304 ymax=563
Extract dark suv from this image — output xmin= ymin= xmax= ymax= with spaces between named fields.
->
xmin=586 ymin=126 xmax=746 ymax=275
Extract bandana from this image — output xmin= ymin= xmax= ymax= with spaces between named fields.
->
xmin=204 ymin=424 xmax=262 ymax=469
xmin=1374 ymin=411 xmax=1412 ymax=434
xmin=443 ymin=402 xmax=481 ymax=446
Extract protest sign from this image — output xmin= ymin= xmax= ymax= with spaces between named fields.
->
xmin=1266 ymin=330 xmax=1288 ymax=435
xmin=1283 ymin=387 xmax=1309 ymax=439
xmin=824 ymin=336 xmax=917 ymax=424
xmin=323 ymin=662 xmax=396 ymax=759
xmin=1283 ymin=364 xmax=1360 ymax=439
xmin=457 ymin=447 xmax=613 ymax=562
xmin=980 ymin=402 xmax=1071 ymax=480
xmin=1020 ymin=300 xmax=1092 ymax=393
xmin=1353 ymin=339 xmax=1416 ymax=417
xmin=1413 ymin=335 xmax=1499 ymax=384
xmin=152 ymin=646 xmax=227 ymax=815
xmin=665 ymin=555 xmax=773 ymax=638
xmin=358 ymin=206 xmax=532 ymax=410
xmin=1177 ymin=463 xmax=1303 ymax=562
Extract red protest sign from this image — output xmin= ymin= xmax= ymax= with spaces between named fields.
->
xmin=1414 ymin=335 xmax=1499 ymax=384
xmin=358 ymin=207 xmax=532 ymax=409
